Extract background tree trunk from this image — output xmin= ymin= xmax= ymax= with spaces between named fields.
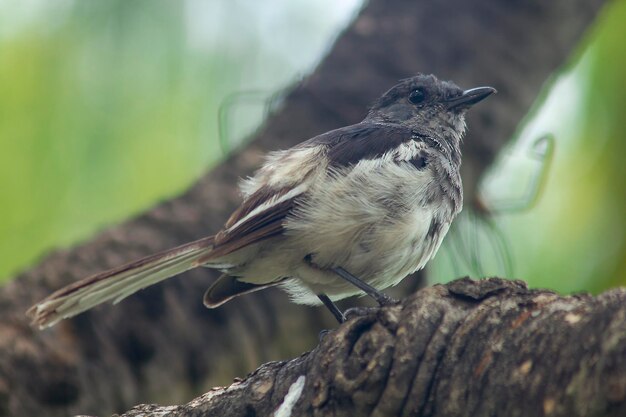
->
xmin=0 ymin=0 xmax=606 ymax=416
xmin=119 ymin=278 xmax=626 ymax=417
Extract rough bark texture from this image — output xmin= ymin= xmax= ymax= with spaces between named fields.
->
xmin=0 ymin=0 xmax=607 ymax=416
xmin=119 ymin=278 xmax=626 ymax=417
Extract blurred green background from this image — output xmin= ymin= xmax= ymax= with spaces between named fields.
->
xmin=431 ymin=0 xmax=626 ymax=294
xmin=0 ymin=0 xmax=624 ymax=296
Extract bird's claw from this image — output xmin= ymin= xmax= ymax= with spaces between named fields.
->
xmin=318 ymin=329 xmax=332 ymax=342
xmin=343 ymin=306 xmax=379 ymax=320
xmin=376 ymin=294 xmax=400 ymax=307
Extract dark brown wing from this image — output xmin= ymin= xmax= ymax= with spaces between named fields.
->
xmin=198 ymin=185 xmax=304 ymax=262
xmin=307 ymin=122 xmax=414 ymax=168
xmin=222 ymin=185 xmax=294 ymax=229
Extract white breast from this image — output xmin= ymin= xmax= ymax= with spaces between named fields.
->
xmin=281 ymin=153 xmax=451 ymax=299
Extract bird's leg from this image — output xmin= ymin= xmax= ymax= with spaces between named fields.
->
xmin=331 ymin=267 xmax=398 ymax=306
xmin=317 ymin=293 xmax=345 ymax=324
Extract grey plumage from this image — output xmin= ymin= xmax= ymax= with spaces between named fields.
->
xmin=28 ymin=74 xmax=495 ymax=328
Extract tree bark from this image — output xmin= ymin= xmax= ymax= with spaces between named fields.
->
xmin=118 ymin=278 xmax=626 ymax=417
xmin=0 ymin=0 xmax=607 ymax=416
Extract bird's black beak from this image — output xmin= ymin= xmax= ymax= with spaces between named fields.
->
xmin=446 ymin=86 xmax=497 ymax=110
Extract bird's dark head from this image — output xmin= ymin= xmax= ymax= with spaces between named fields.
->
xmin=368 ymin=74 xmax=495 ymax=137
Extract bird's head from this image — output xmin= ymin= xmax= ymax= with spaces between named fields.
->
xmin=368 ymin=74 xmax=495 ymax=138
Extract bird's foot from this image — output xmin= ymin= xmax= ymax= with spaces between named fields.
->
xmin=344 ymin=296 xmax=400 ymax=320
xmin=318 ymin=329 xmax=333 ymax=342
xmin=375 ymin=293 xmax=400 ymax=307
xmin=343 ymin=306 xmax=379 ymax=320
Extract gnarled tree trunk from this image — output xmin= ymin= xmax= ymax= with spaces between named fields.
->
xmin=119 ymin=278 xmax=626 ymax=417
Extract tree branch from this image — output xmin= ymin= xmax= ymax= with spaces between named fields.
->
xmin=119 ymin=278 xmax=626 ymax=417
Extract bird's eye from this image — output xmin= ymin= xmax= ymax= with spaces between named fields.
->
xmin=408 ymin=88 xmax=427 ymax=105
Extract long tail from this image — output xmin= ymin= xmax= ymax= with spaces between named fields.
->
xmin=27 ymin=236 xmax=215 ymax=329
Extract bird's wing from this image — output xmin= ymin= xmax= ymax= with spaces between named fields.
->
xmin=199 ymin=183 xmax=307 ymax=261
xmin=204 ymin=123 xmax=421 ymax=260
xmin=309 ymin=122 xmax=416 ymax=168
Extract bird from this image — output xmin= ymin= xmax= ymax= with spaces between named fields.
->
xmin=27 ymin=74 xmax=495 ymax=328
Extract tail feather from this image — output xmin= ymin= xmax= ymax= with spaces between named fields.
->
xmin=203 ymin=274 xmax=282 ymax=308
xmin=27 ymin=236 xmax=214 ymax=329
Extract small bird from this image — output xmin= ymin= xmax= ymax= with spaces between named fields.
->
xmin=28 ymin=74 xmax=495 ymax=328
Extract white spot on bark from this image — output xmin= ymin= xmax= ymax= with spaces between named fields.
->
xmin=564 ymin=313 xmax=582 ymax=324
xmin=518 ymin=359 xmax=533 ymax=375
xmin=274 ymin=375 xmax=306 ymax=417
xmin=543 ymin=397 xmax=556 ymax=414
